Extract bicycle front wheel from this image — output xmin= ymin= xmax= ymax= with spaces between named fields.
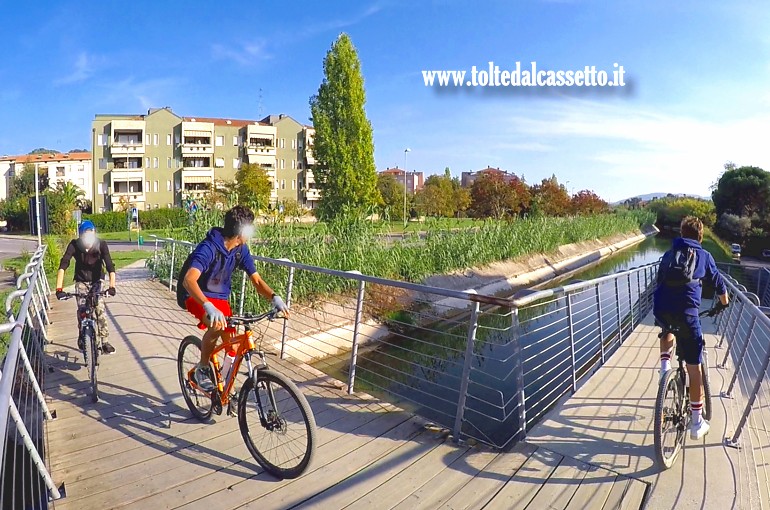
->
xmin=84 ymin=326 xmax=99 ymax=403
xmin=654 ymin=368 xmax=685 ymax=469
xmin=178 ymin=336 xmax=213 ymax=421
xmin=238 ymin=369 xmax=316 ymax=479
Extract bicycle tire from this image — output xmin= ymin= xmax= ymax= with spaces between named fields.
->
xmin=654 ymin=368 xmax=685 ymax=469
xmin=238 ymin=369 xmax=316 ymax=479
xmin=84 ymin=326 xmax=98 ymax=403
xmin=701 ymin=350 xmax=712 ymax=421
xmin=177 ymin=335 xmax=213 ymax=421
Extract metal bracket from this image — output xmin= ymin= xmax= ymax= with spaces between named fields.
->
xmin=48 ymin=482 xmax=66 ymax=501
xmin=725 ymin=436 xmax=741 ymax=450
xmin=721 ymin=391 xmax=734 ymax=400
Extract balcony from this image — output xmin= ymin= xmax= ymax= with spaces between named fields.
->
xmin=110 ymin=193 xmax=145 ymax=205
xmin=246 ymin=153 xmax=276 ymax=168
xmin=111 ymin=141 xmax=145 ymax=156
xmin=182 ymin=158 xmax=213 ymax=173
xmin=181 ymin=121 xmax=215 ymax=155
xmin=181 ymin=138 xmax=214 ymax=155
xmin=303 ymin=187 xmax=321 ymax=201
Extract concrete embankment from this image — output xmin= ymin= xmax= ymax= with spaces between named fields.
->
xmin=277 ymin=226 xmax=658 ymax=364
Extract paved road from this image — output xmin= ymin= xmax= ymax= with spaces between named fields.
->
xmin=0 ymin=237 xmax=152 ymax=262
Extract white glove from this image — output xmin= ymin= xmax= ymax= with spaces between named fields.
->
xmin=271 ymin=295 xmax=289 ymax=314
xmin=203 ymin=302 xmax=226 ymax=328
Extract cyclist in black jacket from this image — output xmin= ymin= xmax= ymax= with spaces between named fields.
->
xmin=55 ymin=220 xmax=117 ymax=354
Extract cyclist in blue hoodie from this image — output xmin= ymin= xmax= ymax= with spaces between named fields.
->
xmin=181 ymin=205 xmax=289 ymax=391
xmin=653 ymin=216 xmax=729 ymax=440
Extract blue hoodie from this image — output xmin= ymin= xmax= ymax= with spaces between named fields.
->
xmin=653 ymin=237 xmax=727 ymax=315
xmin=188 ymin=228 xmax=258 ymax=300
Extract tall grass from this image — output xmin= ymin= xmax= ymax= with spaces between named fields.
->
xmin=149 ymin=210 xmax=655 ymax=311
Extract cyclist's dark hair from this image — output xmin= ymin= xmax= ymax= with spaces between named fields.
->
xmin=680 ymin=216 xmax=703 ymax=242
xmin=223 ymin=205 xmax=255 ymax=238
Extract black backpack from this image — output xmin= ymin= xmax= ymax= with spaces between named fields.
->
xmin=176 ymin=249 xmax=242 ymax=309
xmin=657 ymin=245 xmax=699 ymax=288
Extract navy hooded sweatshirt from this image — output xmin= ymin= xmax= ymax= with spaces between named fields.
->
xmin=653 ymin=237 xmax=727 ymax=316
xmin=188 ymin=228 xmax=258 ymax=300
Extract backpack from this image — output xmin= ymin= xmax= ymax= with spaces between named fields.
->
xmin=657 ymin=245 xmax=699 ymax=288
xmin=176 ymin=248 xmax=242 ymax=309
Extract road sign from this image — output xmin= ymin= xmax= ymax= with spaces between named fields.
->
xmin=131 ymin=207 xmax=138 ymax=219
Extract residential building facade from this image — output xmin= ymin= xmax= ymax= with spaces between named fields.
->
xmin=378 ymin=167 xmax=425 ymax=193
xmin=0 ymin=152 xmax=92 ymax=201
xmin=91 ymin=107 xmax=282 ymax=211
xmin=461 ymin=167 xmax=518 ymax=188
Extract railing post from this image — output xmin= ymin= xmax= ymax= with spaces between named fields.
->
xmin=566 ymin=293 xmax=577 ymax=393
xmin=721 ymin=315 xmax=755 ymax=397
xmin=280 ymin=265 xmax=295 ymax=360
xmin=596 ymin=286 xmax=605 ymax=365
xmin=453 ymin=298 xmax=480 ymax=441
xmin=512 ymin=308 xmax=526 ymax=440
xmin=238 ymin=271 xmax=246 ymax=315
xmin=614 ymin=279 xmax=622 ymax=345
xmin=726 ymin=333 xmax=770 ymax=449
xmin=347 ymin=275 xmax=366 ymax=394
xmin=718 ymin=299 xmax=743 ymax=349
xmin=16 ymin=345 xmax=53 ymax=420
xmin=627 ymin=274 xmax=634 ymax=328
xmin=152 ymin=238 xmax=159 ymax=278
xmin=168 ymin=241 xmax=176 ymax=291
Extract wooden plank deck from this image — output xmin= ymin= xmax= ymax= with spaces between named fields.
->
xmin=44 ymin=263 xmax=646 ymax=509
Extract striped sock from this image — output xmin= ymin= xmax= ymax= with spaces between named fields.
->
xmin=691 ymin=401 xmax=703 ymax=426
xmin=660 ymin=351 xmax=671 ymax=373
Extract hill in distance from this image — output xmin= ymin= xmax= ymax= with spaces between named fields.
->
xmin=613 ymin=192 xmax=711 ymax=205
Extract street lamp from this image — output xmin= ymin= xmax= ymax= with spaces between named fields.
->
xmin=403 ymin=148 xmax=411 ymax=227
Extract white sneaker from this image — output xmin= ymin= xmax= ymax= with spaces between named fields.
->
xmin=690 ymin=419 xmax=710 ymax=440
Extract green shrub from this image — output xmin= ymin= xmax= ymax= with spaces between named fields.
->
xmin=83 ymin=211 xmax=126 ymax=233
xmin=139 ymin=208 xmax=187 ymax=230
xmin=43 ymin=235 xmax=63 ymax=276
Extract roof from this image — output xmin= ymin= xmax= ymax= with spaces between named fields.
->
xmin=380 ymin=167 xmax=405 ymax=174
xmin=0 ymin=151 xmax=92 ymax=163
xmin=182 ymin=117 xmax=265 ymax=127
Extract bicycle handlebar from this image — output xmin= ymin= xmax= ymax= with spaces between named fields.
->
xmin=227 ymin=308 xmax=287 ymax=327
xmin=59 ymin=290 xmax=110 ymax=301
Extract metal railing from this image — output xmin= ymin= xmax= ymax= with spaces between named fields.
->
xmin=149 ymin=235 xmax=658 ymax=448
xmin=0 ymin=245 xmax=61 ymax=509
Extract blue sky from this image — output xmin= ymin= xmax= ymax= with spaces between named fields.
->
xmin=1 ymin=1 xmax=769 ymax=202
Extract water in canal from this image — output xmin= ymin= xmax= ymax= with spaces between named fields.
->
xmin=313 ymin=235 xmax=672 ymax=446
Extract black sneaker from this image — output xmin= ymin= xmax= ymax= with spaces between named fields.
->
xmin=192 ymin=364 xmax=214 ymax=392
xmin=101 ymin=341 xmax=116 ymax=354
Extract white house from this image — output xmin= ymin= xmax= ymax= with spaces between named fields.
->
xmin=0 ymin=151 xmax=93 ymax=201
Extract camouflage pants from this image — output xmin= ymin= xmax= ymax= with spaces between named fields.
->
xmin=75 ymin=282 xmax=109 ymax=341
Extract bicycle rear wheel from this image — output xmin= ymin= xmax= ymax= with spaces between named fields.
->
xmin=84 ymin=326 xmax=98 ymax=403
xmin=238 ymin=369 xmax=316 ymax=479
xmin=178 ymin=336 xmax=213 ymax=421
xmin=654 ymin=368 xmax=686 ymax=469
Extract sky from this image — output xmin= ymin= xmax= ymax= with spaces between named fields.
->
xmin=1 ymin=0 xmax=769 ymax=202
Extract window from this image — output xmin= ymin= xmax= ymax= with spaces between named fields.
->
xmin=233 ymin=136 xmax=239 ymax=146
xmin=233 ymin=158 xmax=240 ymax=169
xmin=97 ymin=134 xmax=105 ymax=146
xmin=280 ymin=138 xmax=285 ymax=149
xmin=166 ymin=134 xmax=172 ymax=145
xmin=154 ymin=181 xmax=159 ymax=192
xmin=98 ymin=182 xmax=105 ymax=194
xmin=146 ymin=180 xmax=151 ymax=191
xmin=281 ymin=179 xmax=285 ymax=190
xmin=153 ymin=157 xmax=158 ymax=168
xmin=291 ymin=139 xmax=296 ymax=150
xmin=167 ymin=157 xmax=172 ymax=169
xmin=146 ymin=204 xmax=152 ymax=210
xmin=216 ymin=135 xmax=224 ymax=147
xmin=167 ymin=203 xmax=172 ymax=208
xmin=77 ymin=165 xmax=84 ymax=172
xmin=291 ymin=160 xmax=295 ymax=170
xmin=214 ymin=158 xmax=224 ymax=168
xmin=175 ymin=134 xmax=180 ymax=145
xmin=153 ymin=133 xmax=159 ymax=146
xmin=145 ymin=157 xmax=150 ymax=168
xmin=98 ymin=158 xmax=106 ymax=169
xmin=78 ymin=178 xmax=84 ymax=186
xmin=274 ymin=180 xmax=279 ymax=189
xmin=146 ymin=134 xmax=151 ymax=145
xmin=167 ymin=180 xmax=172 ymax=191
xmin=298 ymin=162 xmax=303 ymax=169
xmin=280 ymin=159 xmax=285 ymax=169
xmin=99 ymin=207 xmax=104 ymax=213
xmin=155 ymin=204 xmax=159 ymax=209
xmin=291 ymin=179 xmax=296 ymax=190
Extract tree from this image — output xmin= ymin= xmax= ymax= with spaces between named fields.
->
xmin=470 ymin=172 xmax=530 ymax=219
xmin=718 ymin=213 xmax=752 ymax=243
xmin=647 ymin=197 xmax=716 ymax=227
xmin=11 ymin=163 xmax=49 ymax=198
xmin=531 ymin=175 xmax=570 ymax=216
xmin=309 ymin=33 xmax=380 ymax=220
xmin=570 ymin=190 xmax=609 ymax=215
xmin=377 ymin=173 xmax=405 ymax=220
xmin=712 ymin=165 xmax=770 ymax=219
xmin=235 ymin=163 xmax=272 ymax=211
xmin=53 ymin=181 xmax=86 ymax=209
xmin=28 ymin=148 xmax=58 ymax=155
xmin=415 ymin=174 xmax=472 ymax=218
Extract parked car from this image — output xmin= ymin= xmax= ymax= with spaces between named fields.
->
xmin=730 ymin=243 xmax=742 ymax=255
xmin=762 ymin=249 xmax=770 ymax=259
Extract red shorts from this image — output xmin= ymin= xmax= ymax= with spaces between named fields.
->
xmin=185 ymin=297 xmax=234 ymax=331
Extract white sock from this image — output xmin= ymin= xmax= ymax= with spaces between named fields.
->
xmin=691 ymin=401 xmax=703 ymax=426
xmin=660 ymin=352 xmax=671 ymax=373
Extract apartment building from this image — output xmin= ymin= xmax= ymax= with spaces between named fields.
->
xmin=0 ymin=151 xmax=92 ymax=201
xmin=460 ymin=167 xmax=518 ymax=188
xmin=92 ymin=107 xmax=279 ymax=211
xmin=378 ymin=167 xmax=425 ymax=193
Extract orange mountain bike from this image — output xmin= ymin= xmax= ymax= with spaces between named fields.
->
xmin=177 ymin=309 xmax=316 ymax=479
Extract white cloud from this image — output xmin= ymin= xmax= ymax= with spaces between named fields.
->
xmin=55 ymin=52 xmax=95 ymax=85
xmin=211 ymin=40 xmax=271 ymax=66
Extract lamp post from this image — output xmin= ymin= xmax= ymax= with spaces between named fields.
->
xmin=403 ymin=148 xmax=411 ymax=228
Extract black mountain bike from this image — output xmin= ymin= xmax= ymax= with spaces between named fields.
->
xmin=654 ymin=305 xmax=723 ymax=469
xmin=60 ymin=286 xmax=110 ymax=403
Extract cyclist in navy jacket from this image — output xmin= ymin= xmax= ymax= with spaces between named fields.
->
xmin=653 ymin=216 xmax=729 ymax=440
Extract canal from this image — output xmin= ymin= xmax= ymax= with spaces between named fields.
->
xmin=313 ymin=235 xmax=672 ymax=446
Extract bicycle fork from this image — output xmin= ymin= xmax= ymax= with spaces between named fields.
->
xmin=243 ymin=351 xmax=277 ymax=430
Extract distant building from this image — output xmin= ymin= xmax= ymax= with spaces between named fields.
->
xmin=379 ymin=167 xmax=424 ymax=193
xmin=460 ymin=167 xmax=518 ymax=188
xmin=0 ymin=152 xmax=92 ymax=201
